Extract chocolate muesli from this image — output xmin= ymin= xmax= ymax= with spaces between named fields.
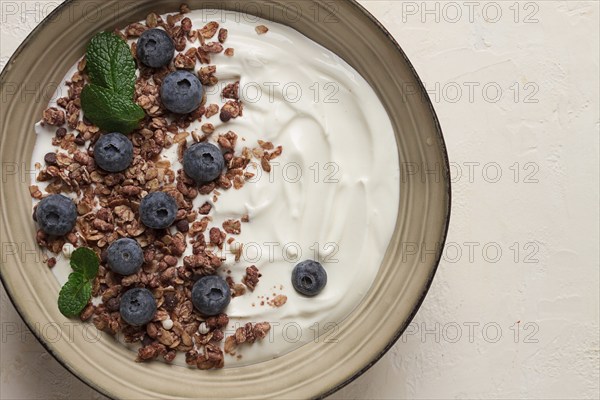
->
xmin=30 ymin=6 xmax=400 ymax=367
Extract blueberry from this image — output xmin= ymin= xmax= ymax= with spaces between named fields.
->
xmin=93 ymin=133 xmax=134 ymax=173
xmin=35 ymin=194 xmax=77 ymax=236
xmin=106 ymin=238 xmax=143 ymax=275
xmin=136 ymin=28 xmax=175 ymax=68
xmin=183 ymin=142 xmax=225 ymax=183
xmin=161 ymin=71 xmax=204 ymax=114
xmin=292 ymin=260 xmax=327 ymax=296
xmin=139 ymin=192 xmax=178 ymax=229
xmin=191 ymin=275 xmax=231 ymax=316
xmin=119 ymin=288 xmax=156 ymax=326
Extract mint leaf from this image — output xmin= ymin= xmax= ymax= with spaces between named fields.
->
xmin=86 ymin=32 xmax=136 ymax=97
xmin=81 ymin=32 xmax=145 ymax=134
xmin=58 ymin=273 xmax=92 ymax=317
xmin=81 ymin=84 xmax=145 ymax=134
xmin=58 ymin=246 xmax=99 ymax=318
xmin=70 ymin=247 xmax=99 ymax=280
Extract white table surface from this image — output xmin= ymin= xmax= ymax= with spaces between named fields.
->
xmin=1 ymin=1 xmax=599 ymax=399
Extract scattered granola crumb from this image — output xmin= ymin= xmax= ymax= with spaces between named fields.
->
xmin=261 ymin=155 xmax=272 ymax=173
xmin=42 ymin=107 xmax=66 ymax=126
xmin=199 ymin=21 xmax=219 ymax=39
xmin=255 ymin=25 xmax=269 ymax=35
xmin=242 ymin=265 xmax=261 ymax=291
xmin=205 ymin=103 xmax=219 ymax=118
xmin=199 ymin=201 xmax=212 ymax=215
xmin=199 ymin=66 xmax=218 ymax=86
xmin=258 ymin=140 xmax=274 ymax=150
xmin=231 ymin=242 xmax=243 ymax=262
xmin=224 ymin=48 xmax=234 ymax=57
xmin=29 ymin=185 xmax=43 ymax=200
xmin=268 ymin=295 xmax=287 ymax=308
xmin=222 ymin=81 xmax=240 ymax=100
xmin=47 ymin=257 xmax=56 ymax=268
xmin=224 ymin=322 xmax=271 ymax=355
xmin=181 ymin=17 xmax=192 ymax=32
xmin=209 ymin=227 xmax=225 ymax=247
xmin=220 ymin=100 xmax=242 ymax=122
xmin=226 ymin=276 xmax=247 ymax=298
xmin=202 ymin=123 xmax=215 ymax=134
xmin=203 ymin=41 xmax=224 ymax=54
xmin=222 ymin=219 xmax=241 ymax=235
xmin=146 ymin=12 xmax=158 ymax=27
xmin=79 ymin=304 xmax=95 ymax=321
xmin=197 ymin=48 xmax=211 ymax=64
xmin=218 ymin=28 xmax=228 ymax=43
xmin=174 ymin=52 xmax=196 ymax=69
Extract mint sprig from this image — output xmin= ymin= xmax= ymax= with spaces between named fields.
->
xmin=86 ymin=32 xmax=137 ymax=96
xmin=81 ymin=85 xmax=145 ymax=134
xmin=81 ymin=32 xmax=144 ymax=134
xmin=58 ymin=247 xmax=99 ymax=317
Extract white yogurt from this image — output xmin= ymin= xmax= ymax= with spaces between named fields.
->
xmin=31 ymin=9 xmax=400 ymax=366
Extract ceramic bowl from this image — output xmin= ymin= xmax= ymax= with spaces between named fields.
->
xmin=0 ymin=1 xmax=450 ymax=398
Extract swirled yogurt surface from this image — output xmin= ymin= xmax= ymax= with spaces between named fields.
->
xmin=31 ymin=9 xmax=400 ymax=366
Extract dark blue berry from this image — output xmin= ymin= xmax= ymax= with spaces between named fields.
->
xmin=191 ymin=275 xmax=231 ymax=316
xmin=136 ymin=28 xmax=175 ymax=68
xmin=292 ymin=260 xmax=327 ymax=296
xmin=106 ymin=238 xmax=143 ymax=275
xmin=93 ymin=132 xmax=133 ymax=173
xmin=35 ymin=194 xmax=77 ymax=236
xmin=161 ymin=70 xmax=204 ymax=114
xmin=183 ymin=142 xmax=225 ymax=183
xmin=139 ymin=192 xmax=178 ymax=230
xmin=119 ymin=288 xmax=156 ymax=326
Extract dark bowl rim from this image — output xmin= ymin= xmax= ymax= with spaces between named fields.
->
xmin=0 ymin=1 xmax=452 ymax=399
xmin=318 ymin=1 xmax=451 ymax=398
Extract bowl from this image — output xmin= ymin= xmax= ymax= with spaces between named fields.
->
xmin=0 ymin=0 xmax=451 ymax=398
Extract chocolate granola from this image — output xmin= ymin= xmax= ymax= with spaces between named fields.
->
xmin=32 ymin=6 xmax=285 ymax=369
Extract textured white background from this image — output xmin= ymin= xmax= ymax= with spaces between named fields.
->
xmin=1 ymin=1 xmax=599 ymax=399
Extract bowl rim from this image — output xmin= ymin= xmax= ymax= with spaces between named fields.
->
xmin=0 ymin=1 xmax=451 ymax=399
xmin=318 ymin=1 xmax=451 ymax=398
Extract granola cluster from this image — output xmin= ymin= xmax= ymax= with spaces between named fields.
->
xmin=32 ymin=5 xmax=284 ymax=369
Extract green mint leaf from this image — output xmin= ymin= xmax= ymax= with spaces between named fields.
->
xmin=81 ymin=84 xmax=145 ymax=134
xmin=58 ymin=247 xmax=98 ymax=318
xmin=70 ymin=247 xmax=99 ymax=281
xmin=58 ymin=273 xmax=92 ymax=317
xmin=86 ymin=32 xmax=136 ymax=96
xmin=81 ymin=32 xmax=145 ymax=133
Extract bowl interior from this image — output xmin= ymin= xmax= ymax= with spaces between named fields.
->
xmin=0 ymin=1 xmax=450 ymax=398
